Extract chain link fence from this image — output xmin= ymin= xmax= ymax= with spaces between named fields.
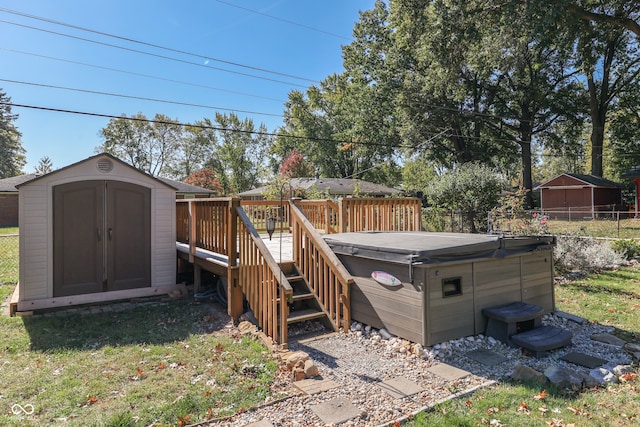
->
xmin=0 ymin=233 xmax=19 ymax=285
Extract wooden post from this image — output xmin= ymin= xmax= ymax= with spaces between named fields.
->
xmin=338 ymin=198 xmax=347 ymax=232
xmin=188 ymin=200 xmax=196 ymax=263
xmin=324 ymin=200 xmax=331 ymax=234
xmin=227 ymin=198 xmax=243 ymax=321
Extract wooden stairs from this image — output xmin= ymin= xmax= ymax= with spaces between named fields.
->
xmin=278 ymin=261 xmax=333 ymax=329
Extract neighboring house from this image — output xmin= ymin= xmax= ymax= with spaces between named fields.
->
xmin=156 ymin=177 xmax=217 ymax=199
xmin=534 ymin=173 xmax=623 ymax=218
xmin=0 ymin=174 xmax=39 ymax=227
xmin=238 ymin=177 xmax=398 ymax=200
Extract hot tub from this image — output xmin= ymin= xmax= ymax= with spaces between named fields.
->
xmin=324 ymin=232 xmax=556 ymax=346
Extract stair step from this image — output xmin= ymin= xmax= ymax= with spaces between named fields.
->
xmin=510 ymin=325 xmax=572 ymax=358
xmin=277 ymin=292 xmax=314 ymax=303
xmin=287 ymin=308 xmax=327 ymax=324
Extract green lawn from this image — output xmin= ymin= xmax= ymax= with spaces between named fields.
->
xmin=0 ymin=298 xmax=281 ymax=427
xmin=546 ymin=218 xmax=640 ymax=239
xmin=408 ymin=266 xmax=640 ymax=427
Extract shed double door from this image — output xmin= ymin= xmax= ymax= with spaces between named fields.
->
xmin=53 ymin=181 xmax=151 ymax=297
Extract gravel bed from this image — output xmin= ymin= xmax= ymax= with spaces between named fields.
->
xmin=205 ymin=312 xmax=634 ymax=427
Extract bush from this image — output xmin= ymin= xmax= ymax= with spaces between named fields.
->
xmin=554 ymin=235 xmax=627 ymax=274
xmin=610 ymin=239 xmax=640 ymax=260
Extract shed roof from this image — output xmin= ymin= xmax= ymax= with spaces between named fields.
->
xmin=239 ymin=177 xmax=398 ymax=197
xmin=534 ymin=173 xmax=622 ymax=190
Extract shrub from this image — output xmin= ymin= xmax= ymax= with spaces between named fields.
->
xmin=554 ymin=235 xmax=627 ymax=274
xmin=610 ymin=239 xmax=640 ymax=260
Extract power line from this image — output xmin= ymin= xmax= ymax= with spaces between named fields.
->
xmin=0 ymin=19 xmax=310 ymax=88
xmin=1 ymin=100 xmax=441 ymax=150
xmin=0 ymin=78 xmax=284 ymax=118
xmin=0 ymin=7 xmax=319 ymax=83
xmin=213 ymin=0 xmax=351 ymax=41
xmin=0 ymin=47 xmax=286 ymax=103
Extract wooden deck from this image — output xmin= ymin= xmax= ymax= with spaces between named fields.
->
xmin=176 ymin=197 xmax=422 ymax=347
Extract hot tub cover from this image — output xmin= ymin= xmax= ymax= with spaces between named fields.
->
xmin=323 ymin=232 xmax=555 ymax=265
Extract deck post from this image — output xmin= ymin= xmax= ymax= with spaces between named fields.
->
xmin=188 ymin=199 xmax=196 ymax=263
xmin=338 ymin=198 xmax=347 ymax=232
xmin=227 ymin=197 xmax=243 ymax=321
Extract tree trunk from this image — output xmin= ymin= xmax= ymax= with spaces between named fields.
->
xmin=590 ymin=115 xmax=605 ymax=177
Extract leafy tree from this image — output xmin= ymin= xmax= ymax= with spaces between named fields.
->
xmin=169 ymin=119 xmax=217 ymax=179
xmin=401 ymin=154 xmax=438 ymax=195
xmin=0 ymin=90 xmax=26 ymax=178
xmin=279 ymin=148 xmax=314 ymax=178
xmin=426 ymin=162 xmax=507 ymax=233
xmin=206 ymin=112 xmax=269 ymax=195
xmin=34 ymin=156 xmax=53 ymax=175
xmin=184 ymin=168 xmax=223 ymax=193
xmin=98 ymin=113 xmax=183 ymax=177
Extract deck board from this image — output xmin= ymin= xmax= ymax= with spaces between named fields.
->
xmin=176 ymin=232 xmax=294 ymax=267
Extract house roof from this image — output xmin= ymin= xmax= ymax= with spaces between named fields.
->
xmin=0 ymin=174 xmax=40 ymax=192
xmin=239 ymin=177 xmax=398 ymax=197
xmin=534 ymin=173 xmax=622 ymax=190
xmin=622 ymin=165 xmax=640 ymax=178
xmin=156 ymin=177 xmax=217 ymax=195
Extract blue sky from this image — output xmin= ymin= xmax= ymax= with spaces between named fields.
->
xmin=0 ymin=0 xmax=376 ymax=172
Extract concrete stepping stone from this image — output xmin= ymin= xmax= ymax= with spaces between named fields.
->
xmin=378 ymin=377 xmax=423 ymax=399
xmin=465 ymin=349 xmax=508 ymax=367
xmin=310 ymin=397 xmax=364 ymax=425
xmin=293 ymin=378 xmax=340 ymax=395
xmin=556 ymin=310 xmax=587 ymax=325
xmin=246 ymin=420 xmax=273 ymax=427
xmin=591 ymin=332 xmax=627 ymax=347
xmin=560 ymin=352 xmax=608 ymax=369
xmin=426 ymin=363 xmax=471 ymax=381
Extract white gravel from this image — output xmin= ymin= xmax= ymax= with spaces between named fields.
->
xmin=205 ymin=313 xmax=635 ymax=427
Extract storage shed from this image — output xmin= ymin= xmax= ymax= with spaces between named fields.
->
xmin=11 ymin=153 xmax=182 ymax=315
xmin=535 ymin=173 xmax=623 ymax=218
xmin=324 ymin=232 xmax=555 ymax=346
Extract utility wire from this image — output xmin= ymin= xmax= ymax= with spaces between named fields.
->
xmin=0 ymin=19 xmax=309 ymax=88
xmin=0 ymin=48 xmax=285 ymax=103
xmin=0 ymin=7 xmax=319 ymax=83
xmin=0 ymin=78 xmax=284 ymax=118
xmin=213 ymin=0 xmax=351 ymax=41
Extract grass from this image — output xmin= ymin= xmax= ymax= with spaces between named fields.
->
xmin=0 ymin=297 xmax=282 ymax=427
xmin=407 ymin=265 xmax=640 ymax=427
xmin=545 ymin=218 xmax=640 ymax=239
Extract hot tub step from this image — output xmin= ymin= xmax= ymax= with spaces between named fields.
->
xmin=510 ymin=325 xmax=572 ymax=358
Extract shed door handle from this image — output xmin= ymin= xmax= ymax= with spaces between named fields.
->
xmin=108 ymin=228 xmax=113 ymax=240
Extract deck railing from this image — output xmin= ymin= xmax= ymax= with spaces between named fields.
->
xmin=338 ymin=197 xmax=422 ymax=232
xmin=236 ymin=206 xmax=292 ymax=346
xmin=176 ymin=198 xmax=232 ymax=256
xmin=297 ymin=199 xmax=339 ymax=234
xmin=290 ymin=201 xmax=354 ymax=332
xmin=240 ymin=200 xmax=290 ymax=233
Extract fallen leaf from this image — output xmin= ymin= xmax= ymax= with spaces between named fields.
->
xmin=621 ymin=372 xmax=637 ymax=382
xmin=486 ymin=407 xmax=500 ymax=415
xmin=534 ymin=390 xmax=548 ymax=400
xmin=539 ymin=405 xmax=548 ymax=414
xmin=87 ymin=396 xmax=98 ymax=405
xmin=465 ymin=399 xmax=473 ymax=407
xmin=517 ymin=402 xmax=530 ymax=415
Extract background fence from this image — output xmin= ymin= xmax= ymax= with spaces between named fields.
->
xmin=0 ymin=233 xmax=19 ymax=285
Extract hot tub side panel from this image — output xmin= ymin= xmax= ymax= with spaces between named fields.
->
xmin=521 ymin=249 xmax=555 ymax=313
xmin=337 ymin=255 xmax=425 ymax=344
xmin=424 ymin=263 xmax=475 ymax=346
